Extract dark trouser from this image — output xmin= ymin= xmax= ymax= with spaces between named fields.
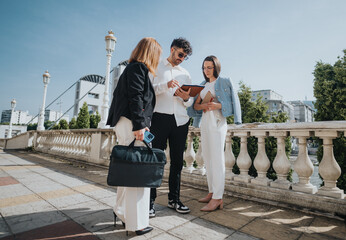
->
xmin=150 ymin=112 xmax=190 ymax=203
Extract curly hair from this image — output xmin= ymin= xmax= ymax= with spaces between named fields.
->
xmin=170 ymin=37 xmax=193 ymax=56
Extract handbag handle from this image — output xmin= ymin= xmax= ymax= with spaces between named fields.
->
xmin=129 ymin=139 xmax=154 ymax=153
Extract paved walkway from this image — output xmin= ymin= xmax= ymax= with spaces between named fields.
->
xmin=0 ymin=149 xmax=345 ymax=240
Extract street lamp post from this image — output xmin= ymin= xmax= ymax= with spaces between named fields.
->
xmin=37 ymin=70 xmax=51 ymax=131
xmin=98 ymin=31 xmax=116 ymax=128
xmin=7 ymin=99 xmax=16 ymax=138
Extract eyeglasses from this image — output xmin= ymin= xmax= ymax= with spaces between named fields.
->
xmin=202 ymin=66 xmax=214 ymax=70
xmin=174 ymin=48 xmax=189 ymax=60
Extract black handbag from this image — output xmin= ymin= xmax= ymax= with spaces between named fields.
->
xmin=107 ymin=139 xmax=166 ymax=188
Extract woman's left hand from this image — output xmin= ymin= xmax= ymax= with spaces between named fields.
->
xmin=205 ymin=102 xmax=221 ymax=111
xmin=133 ymin=127 xmax=149 ymax=141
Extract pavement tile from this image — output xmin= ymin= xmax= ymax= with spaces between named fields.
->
xmin=0 ymin=183 xmax=33 ymax=199
xmin=293 ymin=216 xmax=346 ymax=239
xmin=46 ymin=193 xmax=94 ymax=208
xmin=98 ymin=195 xmax=117 ymax=207
xmin=0 ymin=177 xmax=19 ymax=186
xmin=4 ymin=210 xmax=67 ymax=235
xmin=0 ymin=170 xmax=9 ymax=177
xmin=226 ymin=231 xmax=261 ymax=240
xmin=149 ymin=206 xmax=196 ymax=231
xmin=0 ymin=220 xmax=99 ymax=240
xmin=60 ymin=200 xmax=110 ymax=219
xmin=0 ymin=200 xmax=56 ymax=217
xmin=0 ymin=193 xmax=42 ymax=208
xmin=241 ymin=217 xmax=304 ymax=240
xmin=150 ymin=232 xmax=183 ymax=240
xmin=24 ymin=181 xmax=66 ymax=193
xmin=201 ymin=199 xmax=271 ymax=230
xmin=41 ymin=172 xmax=89 ymax=187
xmin=0 ymin=217 xmax=11 ymax=238
xmin=169 ymin=217 xmax=234 ymax=240
xmin=261 ymin=207 xmax=314 ymax=227
xmin=74 ymin=209 xmax=114 ymax=233
xmin=298 ymin=232 xmax=344 ymax=240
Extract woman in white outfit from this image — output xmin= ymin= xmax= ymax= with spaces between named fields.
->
xmin=106 ymin=37 xmax=162 ymax=235
xmin=193 ymin=55 xmax=241 ymax=212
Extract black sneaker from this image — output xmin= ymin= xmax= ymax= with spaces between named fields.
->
xmin=149 ymin=206 xmax=156 ymax=218
xmin=168 ymin=200 xmax=190 ymax=214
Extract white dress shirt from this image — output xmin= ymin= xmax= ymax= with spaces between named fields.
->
xmin=151 ymin=59 xmax=193 ymax=126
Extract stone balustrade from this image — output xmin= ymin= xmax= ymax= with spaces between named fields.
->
xmin=2 ymin=121 xmax=345 ymax=216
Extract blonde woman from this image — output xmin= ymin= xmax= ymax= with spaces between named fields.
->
xmin=107 ymin=37 xmax=162 ymax=235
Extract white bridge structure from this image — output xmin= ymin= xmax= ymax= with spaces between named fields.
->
xmin=1 ymin=121 xmax=345 ymax=218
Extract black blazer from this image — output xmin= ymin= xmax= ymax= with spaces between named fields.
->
xmin=106 ymin=61 xmax=156 ymax=131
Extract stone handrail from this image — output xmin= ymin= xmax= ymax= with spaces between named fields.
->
xmin=3 ymin=121 xmax=346 ymax=216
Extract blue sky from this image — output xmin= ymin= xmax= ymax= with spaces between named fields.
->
xmin=0 ymin=0 xmax=345 ymax=119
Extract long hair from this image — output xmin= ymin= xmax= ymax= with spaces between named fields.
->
xmin=129 ymin=37 xmax=162 ymax=75
xmin=202 ymin=55 xmax=221 ymax=82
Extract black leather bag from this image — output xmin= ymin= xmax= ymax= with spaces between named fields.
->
xmin=107 ymin=140 xmax=166 ymax=188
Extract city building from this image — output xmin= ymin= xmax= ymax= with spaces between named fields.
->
xmin=73 ymin=74 xmax=105 ymax=117
xmin=111 ymin=60 xmax=128 ymax=97
xmin=251 ymin=89 xmax=294 ymax=121
xmin=0 ymin=125 xmax=27 ymax=138
xmin=1 ymin=110 xmax=35 ymax=125
xmin=44 ymin=110 xmax=69 ymax=123
xmin=287 ymin=100 xmax=315 ymax=122
xmin=251 ymin=89 xmax=283 ymax=101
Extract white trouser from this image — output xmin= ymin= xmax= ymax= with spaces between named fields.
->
xmin=200 ymin=110 xmax=227 ymax=199
xmin=113 ymin=117 xmax=150 ymax=231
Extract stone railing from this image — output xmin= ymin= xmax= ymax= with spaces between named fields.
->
xmin=34 ymin=128 xmax=116 ymax=166
xmin=3 ymin=121 xmax=346 ymax=216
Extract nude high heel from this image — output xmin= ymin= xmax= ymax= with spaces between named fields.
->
xmin=200 ymin=199 xmax=223 ymax=212
xmin=198 ymin=193 xmax=213 ymax=203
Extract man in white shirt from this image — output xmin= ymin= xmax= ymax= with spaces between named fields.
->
xmin=150 ymin=38 xmax=193 ymax=216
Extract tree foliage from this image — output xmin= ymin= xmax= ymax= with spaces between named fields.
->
xmin=69 ymin=117 xmax=78 ymax=129
xmin=76 ymin=102 xmax=90 ymax=129
xmin=313 ymin=49 xmax=346 ymax=191
xmin=90 ymin=111 xmax=101 ymax=128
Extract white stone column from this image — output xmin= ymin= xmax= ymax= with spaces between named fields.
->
xmin=184 ymin=132 xmax=196 ymax=173
xmin=224 ymin=133 xmax=235 ymax=180
xmin=270 ymin=132 xmax=291 ymax=189
xmin=251 ymin=131 xmax=271 ymax=186
xmin=315 ymin=131 xmax=344 ymax=198
xmin=195 ymin=133 xmax=206 ymax=175
xmin=233 ymin=132 xmax=252 ymax=183
xmin=291 ymin=131 xmax=317 ymax=194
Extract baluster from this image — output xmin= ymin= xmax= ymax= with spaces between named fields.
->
xmin=233 ymin=132 xmax=252 ymax=183
xmin=251 ymin=131 xmax=271 ymax=186
xmin=85 ymin=133 xmax=92 ymax=155
xmin=291 ymin=132 xmax=317 ymax=194
xmin=270 ymin=133 xmax=291 ymax=189
xmin=184 ymin=132 xmax=196 ymax=173
xmin=224 ymin=133 xmax=235 ymax=180
xmin=195 ymin=132 xmax=206 ymax=175
xmin=315 ymin=131 xmax=344 ymax=198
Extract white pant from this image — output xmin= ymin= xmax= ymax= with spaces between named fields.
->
xmin=113 ymin=117 xmax=150 ymax=231
xmin=200 ymin=110 xmax=227 ymax=199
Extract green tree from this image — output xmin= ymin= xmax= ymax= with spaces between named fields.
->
xmin=27 ymin=123 xmax=37 ymax=131
xmin=76 ymin=102 xmax=90 ymax=129
xmin=44 ymin=120 xmax=54 ymax=130
xmin=90 ymin=111 xmax=101 ymax=128
xmin=69 ymin=117 xmax=77 ymax=129
xmin=313 ymin=49 xmax=346 ymax=191
xmin=58 ymin=119 xmax=69 ymax=129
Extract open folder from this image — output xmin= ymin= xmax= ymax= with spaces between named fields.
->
xmin=180 ymin=84 xmax=205 ymax=97
xmin=201 ymin=91 xmax=213 ymax=104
